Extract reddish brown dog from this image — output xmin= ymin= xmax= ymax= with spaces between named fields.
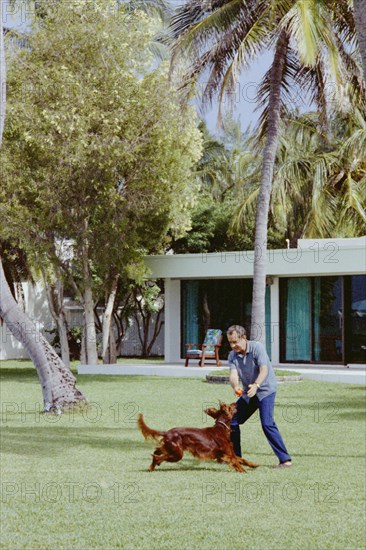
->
xmin=138 ymin=402 xmax=258 ymax=472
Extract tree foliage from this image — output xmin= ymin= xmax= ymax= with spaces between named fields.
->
xmin=169 ymin=0 xmax=363 ymax=345
xmin=0 ymin=0 xmax=202 ymax=362
xmin=234 ymin=110 xmax=366 ymax=243
xmin=2 ymin=1 xmax=202 ymax=260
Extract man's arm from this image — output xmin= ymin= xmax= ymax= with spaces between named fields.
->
xmin=229 ymin=368 xmax=242 ymax=395
xmin=247 ymin=364 xmax=268 ymax=397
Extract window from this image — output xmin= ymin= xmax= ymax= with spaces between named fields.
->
xmin=181 ymin=279 xmax=271 ymax=358
xmin=349 ymin=275 xmax=366 ymax=363
xmin=281 ymin=277 xmax=343 ymax=363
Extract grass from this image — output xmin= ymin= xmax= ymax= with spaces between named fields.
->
xmin=208 ymin=368 xmax=301 ymax=377
xmin=0 ymin=357 xmax=164 ymax=369
xmin=0 ymin=360 xmax=365 ymax=550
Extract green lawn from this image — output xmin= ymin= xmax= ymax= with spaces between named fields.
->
xmin=208 ymin=368 xmax=301 ymax=377
xmin=0 ymin=361 xmax=365 ymax=550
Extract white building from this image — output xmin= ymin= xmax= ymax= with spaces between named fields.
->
xmin=1 ymin=237 xmax=365 ymax=366
xmin=145 ymin=237 xmax=366 ymax=366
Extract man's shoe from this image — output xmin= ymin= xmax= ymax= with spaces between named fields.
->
xmin=277 ymin=461 xmax=292 ymax=468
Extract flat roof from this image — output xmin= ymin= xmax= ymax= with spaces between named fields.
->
xmin=145 ymin=237 xmax=366 ymax=279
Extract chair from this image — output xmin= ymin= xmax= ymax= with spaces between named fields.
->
xmin=185 ymin=329 xmax=223 ymax=367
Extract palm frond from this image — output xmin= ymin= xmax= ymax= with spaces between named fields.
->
xmin=254 ymin=47 xmax=298 ymax=141
xmin=170 ymin=0 xmax=274 ymax=112
xmin=171 ymin=0 xmax=245 ymax=57
xmin=231 ymin=186 xmax=260 ymax=231
xmin=334 ymin=174 xmax=366 ymax=233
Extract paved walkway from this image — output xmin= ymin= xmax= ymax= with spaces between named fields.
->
xmin=78 ymin=362 xmax=366 ymax=385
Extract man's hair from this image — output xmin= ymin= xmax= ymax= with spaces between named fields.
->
xmin=227 ymin=325 xmax=246 ymax=338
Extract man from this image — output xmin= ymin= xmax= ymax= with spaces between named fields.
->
xmin=227 ymin=325 xmax=292 ymax=468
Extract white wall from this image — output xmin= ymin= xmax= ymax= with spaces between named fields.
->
xmin=0 ymin=282 xmax=54 ymax=360
xmin=164 ymin=279 xmax=181 ymax=363
xmin=1 ymin=282 xmax=166 ymax=360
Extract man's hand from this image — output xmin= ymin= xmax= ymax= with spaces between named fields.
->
xmin=230 ymin=369 xmax=241 ymax=395
xmin=247 ymin=384 xmax=258 ymax=398
xmin=234 ymin=386 xmax=243 ymax=396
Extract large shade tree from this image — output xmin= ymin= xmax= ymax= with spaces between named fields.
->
xmin=1 ymin=0 xmax=202 ymax=365
xmin=0 ymin=0 xmax=87 ymax=413
xmin=170 ymin=0 xmax=362 ymax=343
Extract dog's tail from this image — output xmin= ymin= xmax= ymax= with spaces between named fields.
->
xmin=137 ymin=413 xmax=166 ymax=441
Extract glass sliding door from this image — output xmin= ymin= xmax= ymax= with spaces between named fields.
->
xmin=181 ymin=279 xmax=252 ymax=358
xmin=281 ymin=276 xmax=345 ymax=363
xmin=283 ymin=278 xmax=311 ymax=361
xmin=313 ymin=277 xmax=342 ymax=362
xmin=349 ymin=275 xmax=366 ymax=363
xmin=181 ymin=281 xmax=199 ymax=356
xmin=181 ymin=279 xmax=272 ymax=358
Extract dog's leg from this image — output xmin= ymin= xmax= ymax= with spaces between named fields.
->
xmin=162 ymin=436 xmax=184 ymax=464
xmin=221 ymin=453 xmax=246 ymax=473
xmin=240 ymin=457 xmax=259 ymax=469
xmin=148 ymin=437 xmax=184 ymax=471
xmin=221 ymin=442 xmax=258 ymax=471
xmin=220 ymin=444 xmax=249 ymax=472
xmin=149 ymin=447 xmax=168 ymax=471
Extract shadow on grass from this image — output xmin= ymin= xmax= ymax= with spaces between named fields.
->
xmin=136 ymin=465 xmax=221 ymax=473
xmin=280 ymin=390 xmax=366 ymax=412
xmin=0 ymin=369 xmax=147 ymax=384
xmin=0 ymin=369 xmax=39 ymax=382
xmin=77 ymin=375 xmax=162 ymax=384
xmin=0 ymin=426 xmax=146 ymax=457
xmin=136 ymin=459 xmax=259 ymax=473
xmin=290 ymin=452 xmax=365 ymax=459
xmin=335 ymin=411 xmax=366 ymax=420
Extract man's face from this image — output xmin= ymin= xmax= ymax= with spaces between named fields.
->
xmin=227 ymin=331 xmax=247 ymax=354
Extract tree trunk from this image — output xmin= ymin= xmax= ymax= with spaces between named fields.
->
xmin=354 ymin=0 xmax=366 ymax=82
xmin=80 ymin=323 xmax=87 ymax=364
xmin=146 ymin=308 xmax=164 ymax=357
xmin=44 ymin=276 xmax=71 ymax=368
xmin=83 ymin=285 xmax=98 ymax=364
xmin=102 ymin=275 xmax=119 ymax=364
xmin=251 ymin=31 xmax=289 ymax=346
xmin=0 ymin=257 xmax=87 ymax=411
xmin=108 ymin=323 xmax=118 ymax=363
xmin=57 ymin=317 xmax=70 ymax=366
xmin=142 ymin=315 xmax=150 ymax=357
xmin=81 ymin=246 xmax=98 ymax=365
xmin=0 ymin=0 xmax=6 ymax=144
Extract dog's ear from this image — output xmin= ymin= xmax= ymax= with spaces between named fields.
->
xmin=205 ymin=406 xmax=220 ymax=419
xmin=220 ymin=402 xmax=236 ymax=416
xmin=220 ymin=402 xmax=230 ymax=415
xmin=218 ymin=400 xmax=227 ymax=412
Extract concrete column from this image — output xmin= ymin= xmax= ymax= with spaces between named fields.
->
xmin=270 ymin=277 xmax=280 ymax=365
xmin=164 ymin=278 xmax=181 ymax=363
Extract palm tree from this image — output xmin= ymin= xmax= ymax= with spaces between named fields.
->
xmin=0 ymin=1 xmax=6 ymax=143
xmin=235 ymin=111 xmax=366 ymax=242
xmin=353 ymin=0 xmax=366 ymax=81
xmin=170 ymin=0 xmax=361 ymax=343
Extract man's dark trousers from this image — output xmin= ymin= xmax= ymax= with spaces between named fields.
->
xmin=230 ymin=392 xmax=291 ymax=464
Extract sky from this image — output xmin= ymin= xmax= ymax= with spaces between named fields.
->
xmin=2 ymin=1 xmax=289 ymax=135
xmin=202 ymin=51 xmax=275 ymax=134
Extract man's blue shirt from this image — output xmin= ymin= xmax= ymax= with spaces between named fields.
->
xmin=228 ymin=340 xmax=277 ymax=402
